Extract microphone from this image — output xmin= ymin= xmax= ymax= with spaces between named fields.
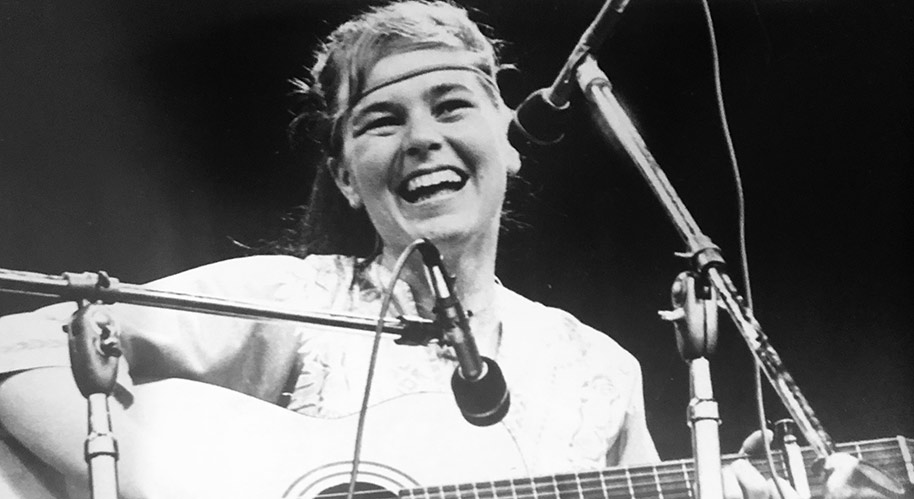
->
xmin=417 ymin=240 xmax=510 ymax=426
xmin=510 ymin=0 xmax=632 ymax=145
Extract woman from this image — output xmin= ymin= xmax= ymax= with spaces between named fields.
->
xmin=0 ymin=3 xmax=655 ymax=496
xmin=0 ymin=2 xmax=885 ymax=498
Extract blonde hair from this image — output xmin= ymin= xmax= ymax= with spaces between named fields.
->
xmin=292 ymin=0 xmax=502 ymax=157
xmin=280 ymin=1 xmax=505 ymax=259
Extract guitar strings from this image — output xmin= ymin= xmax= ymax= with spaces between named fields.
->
xmin=313 ymin=452 xmax=909 ymax=499
xmin=310 ymin=441 xmax=907 ymax=499
xmin=397 ymin=442 xmax=904 ymax=499
xmin=317 ymin=460 xmax=904 ymax=499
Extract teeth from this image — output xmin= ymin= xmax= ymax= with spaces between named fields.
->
xmin=406 ymin=169 xmax=462 ymax=193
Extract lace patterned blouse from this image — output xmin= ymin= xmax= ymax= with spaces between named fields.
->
xmin=0 ymin=254 xmax=658 ymax=477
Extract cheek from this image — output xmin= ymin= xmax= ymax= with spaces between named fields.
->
xmin=343 ymin=139 xmax=398 ymax=198
xmin=451 ymin=120 xmax=513 ymax=178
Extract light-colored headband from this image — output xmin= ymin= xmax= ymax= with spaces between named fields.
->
xmin=349 ymin=63 xmax=496 ymax=111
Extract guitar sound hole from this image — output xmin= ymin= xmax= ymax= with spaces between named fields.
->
xmin=315 ymin=482 xmax=398 ymax=499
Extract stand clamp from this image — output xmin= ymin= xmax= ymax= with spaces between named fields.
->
xmin=63 ymin=271 xmax=122 ymax=499
xmin=661 ymin=271 xmax=722 ymax=499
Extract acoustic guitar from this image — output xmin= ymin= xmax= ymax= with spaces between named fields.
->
xmin=3 ymin=378 xmax=912 ymax=499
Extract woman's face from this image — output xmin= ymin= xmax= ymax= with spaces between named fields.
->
xmin=333 ymin=49 xmax=520 ymax=256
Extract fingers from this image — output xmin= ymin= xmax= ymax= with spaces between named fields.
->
xmin=722 ymin=461 xmax=745 ymax=499
xmin=768 ymin=475 xmax=801 ymax=499
xmin=822 ymin=453 xmax=860 ymax=495
xmin=724 ymin=459 xmax=800 ymax=499
xmin=739 ymin=429 xmax=775 ymax=457
xmin=725 ymin=459 xmax=771 ymax=499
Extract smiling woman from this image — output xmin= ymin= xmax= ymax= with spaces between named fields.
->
xmin=335 ymin=51 xmax=520 ymax=265
xmin=281 ymin=2 xmax=517 ymax=262
xmin=0 ymin=2 xmax=659 ymax=496
xmin=0 ymin=1 xmax=901 ymax=498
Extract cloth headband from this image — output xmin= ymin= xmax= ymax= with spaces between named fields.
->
xmin=348 ymin=63 xmax=497 ymax=114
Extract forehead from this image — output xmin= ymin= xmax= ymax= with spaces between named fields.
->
xmin=353 ymin=50 xmax=493 ymax=109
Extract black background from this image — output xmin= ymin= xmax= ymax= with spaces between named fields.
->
xmin=1 ymin=0 xmax=912 ymax=461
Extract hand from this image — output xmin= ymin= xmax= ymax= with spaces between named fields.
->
xmin=725 ymin=430 xmax=906 ymax=499
xmin=723 ymin=458 xmax=797 ymax=499
xmin=820 ymin=453 xmax=907 ymax=499
xmin=722 ymin=429 xmax=796 ymax=499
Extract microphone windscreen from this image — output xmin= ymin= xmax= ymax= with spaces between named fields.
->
xmin=451 ymin=357 xmax=511 ymax=427
xmin=509 ymin=88 xmax=569 ymax=149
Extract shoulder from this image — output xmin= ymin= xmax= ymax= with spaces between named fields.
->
xmin=152 ymin=254 xmax=326 ymax=284
xmin=497 ymin=285 xmax=642 ymax=378
xmin=146 ymin=254 xmax=356 ymax=302
xmin=495 ymin=286 xmax=658 ymax=467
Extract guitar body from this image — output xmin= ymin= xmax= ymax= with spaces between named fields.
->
xmin=116 ymin=378 xmax=527 ymax=499
xmin=3 ymin=378 xmax=912 ymax=499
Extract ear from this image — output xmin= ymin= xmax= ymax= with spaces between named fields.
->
xmin=498 ymin=105 xmax=522 ymax=175
xmin=329 ymin=158 xmax=363 ymax=209
xmin=504 ymin=142 xmax=522 ymax=175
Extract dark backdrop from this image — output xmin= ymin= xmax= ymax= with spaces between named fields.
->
xmin=1 ymin=0 xmax=911 ymax=460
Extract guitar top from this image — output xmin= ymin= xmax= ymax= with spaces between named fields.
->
xmin=119 ymin=378 xmax=528 ymax=499
xmin=3 ymin=379 xmax=912 ymax=499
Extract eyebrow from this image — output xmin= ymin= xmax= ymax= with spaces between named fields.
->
xmin=425 ymin=82 xmax=474 ymax=99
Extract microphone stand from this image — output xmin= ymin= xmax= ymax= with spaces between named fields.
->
xmin=574 ymin=55 xmax=908 ymax=498
xmin=0 ymin=268 xmax=439 ymax=499
xmin=0 ymin=268 xmax=437 ymax=343
xmin=571 ymin=54 xmax=841 ymax=460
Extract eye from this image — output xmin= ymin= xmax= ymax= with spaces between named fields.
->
xmin=435 ymin=98 xmax=474 ymax=120
xmin=354 ymin=113 xmax=402 ymax=136
xmin=365 ymin=115 xmax=400 ymax=133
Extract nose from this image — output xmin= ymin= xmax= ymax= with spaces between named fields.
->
xmin=403 ymin=112 xmax=443 ymax=158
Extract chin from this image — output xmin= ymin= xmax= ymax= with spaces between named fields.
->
xmin=406 ymin=215 xmax=495 ymax=249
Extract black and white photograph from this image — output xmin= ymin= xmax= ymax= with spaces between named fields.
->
xmin=1 ymin=0 xmax=911 ymax=497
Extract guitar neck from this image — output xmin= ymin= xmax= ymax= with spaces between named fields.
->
xmin=746 ymin=436 xmax=913 ymax=497
xmin=401 ymin=437 xmax=914 ymax=499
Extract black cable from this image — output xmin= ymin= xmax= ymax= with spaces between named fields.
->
xmin=697 ymin=1 xmax=788 ymax=498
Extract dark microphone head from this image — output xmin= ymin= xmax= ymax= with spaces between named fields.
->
xmin=509 ymin=88 xmax=570 ymax=148
xmin=451 ymin=357 xmax=511 ymax=426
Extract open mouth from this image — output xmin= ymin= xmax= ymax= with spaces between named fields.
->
xmin=397 ymin=167 xmax=469 ymax=204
